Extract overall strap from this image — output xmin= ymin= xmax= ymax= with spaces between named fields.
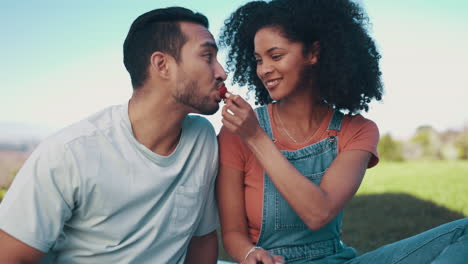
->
xmin=327 ymin=109 xmax=344 ymax=137
xmin=254 ymin=106 xmax=275 ymax=140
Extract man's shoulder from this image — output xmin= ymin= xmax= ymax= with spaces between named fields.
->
xmin=38 ymin=104 xmax=123 ymax=154
xmin=183 ymin=115 xmax=216 ymax=136
xmin=181 ymin=115 xmax=218 ymax=160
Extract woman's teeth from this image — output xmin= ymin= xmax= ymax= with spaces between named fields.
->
xmin=266 ymin=79 xmax=280 ymax=87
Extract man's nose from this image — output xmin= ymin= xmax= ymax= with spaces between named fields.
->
xmin=215 ymin=60 xmax=227 ymax=81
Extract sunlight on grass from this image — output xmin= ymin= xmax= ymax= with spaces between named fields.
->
xmin=340 ymin=160 xmax=468 ymax=253
xmin=360 ymin=161 xmax=468 ymax=216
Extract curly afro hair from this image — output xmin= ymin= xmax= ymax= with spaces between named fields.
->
xmin=219 ymin=0 xmax=383 ymax=113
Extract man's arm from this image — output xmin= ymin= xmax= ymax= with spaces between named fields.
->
xmin=184 ymin=230 xmax=218 ymax=264
xmin=0 ymin=229 xmax=44 ymax=264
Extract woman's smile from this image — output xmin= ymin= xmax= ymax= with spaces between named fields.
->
xmin=264 ymin=78 xmax=282 ymax=90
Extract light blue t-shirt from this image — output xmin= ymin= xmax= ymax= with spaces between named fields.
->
xmin=0 ymin=103 xmax=219 ymax=263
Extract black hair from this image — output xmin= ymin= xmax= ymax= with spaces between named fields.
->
xmin=219 ymin=0 xmax=383 ymax=113
xmin=123 ymin=7 xmax=209 ymax=89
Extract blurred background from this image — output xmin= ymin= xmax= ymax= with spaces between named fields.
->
xmin=1 ymin=0 xmax=467 ymax=260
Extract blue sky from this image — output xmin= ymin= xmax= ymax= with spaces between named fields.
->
xmin=1 ymin=0 xmax=467 ymax=140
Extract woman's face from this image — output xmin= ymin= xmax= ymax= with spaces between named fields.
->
xmin=254 ymin=27 xmax=314 ymax=101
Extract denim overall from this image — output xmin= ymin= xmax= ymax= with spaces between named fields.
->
xmin=254 ymin=106 xmax=357 ymax=263
xmin=252 ymin=105 xmax=468 ymax=264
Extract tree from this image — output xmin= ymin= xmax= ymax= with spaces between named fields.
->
xmin=378 ymin=133 xmax=404 ymax=161
xmin=410 ymin=125 xmax=442 ymax=160
xmin=455 ymin=132 xmax=468 ymax=160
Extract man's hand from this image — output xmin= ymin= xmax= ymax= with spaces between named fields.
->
xmin=184 ymin=230 xmax=218 ymax=264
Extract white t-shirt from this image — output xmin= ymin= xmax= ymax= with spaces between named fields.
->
xmin=0 ymin=103 xmax=219 ymax=264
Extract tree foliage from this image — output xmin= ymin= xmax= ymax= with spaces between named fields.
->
xmin=378 ymin=133 xmax=404 ymax=161
xmin=410 ymin=125 xmax=443 ymax=160
xmin=455 ymin=131 xmax=468 ymax=160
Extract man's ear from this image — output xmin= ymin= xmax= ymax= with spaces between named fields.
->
xmin=307 ymin=41 xmax=320 ymax=65
xmin=150 ymin=51 xmax=172 ymax=79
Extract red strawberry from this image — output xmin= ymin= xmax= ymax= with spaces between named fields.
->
xmin=218 ymin=84 xmax=228 ymax=99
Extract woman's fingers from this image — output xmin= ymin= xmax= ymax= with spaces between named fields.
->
xmin=221 ymin=116 xmax=239 ymax=134
xmin=223 ymin=99 xmax=242 ymax=117
xmin=272 ymin=255 xmax=285 ymax=264
xmin=244 ymin=249 xmax=275 ymax=264
xmin=221 ymin=104 xmax=241 ymax=127
xmin=222 ymin=93 xmax=262 ymax=140
xmin=222 ymin=100 xmax=251 ymax=130
xmin=225 ymin=93 xmax=251 ymax=109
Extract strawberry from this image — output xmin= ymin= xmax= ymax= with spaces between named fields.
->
xmin=218 ymin=84 xmax=228 ymax=99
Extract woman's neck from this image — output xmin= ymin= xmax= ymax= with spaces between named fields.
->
xmin=276 ymin=91 xmax=328 ymax=124
xmin=274 ymin=94 xmax=330 ymax=144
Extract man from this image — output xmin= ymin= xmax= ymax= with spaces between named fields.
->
xmin=0 ymin=6 xmax=226 ymax=264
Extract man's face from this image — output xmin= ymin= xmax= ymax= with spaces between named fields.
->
xmin=173 ymin=22 xmax=227 ymax=115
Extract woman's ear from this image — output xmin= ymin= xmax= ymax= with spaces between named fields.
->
xmin=307 ymin=41 xmax=320 ymax=65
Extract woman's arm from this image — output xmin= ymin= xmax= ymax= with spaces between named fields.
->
xmin=247 ymin=132 xmax=370 ymax=230
xmin=222 ymin=94 xmax=372 ymax=230
xmin=184 ymin=230 xmax=218 ymax=264
xmin=0 ymin=230 xmax=44 ymax=264
xmin=216 ymin=164 xmax=255 ymax=261
xmin=216 ymin=165 xmax=283 ymax=264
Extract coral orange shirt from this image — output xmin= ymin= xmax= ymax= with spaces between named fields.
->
xmin=218 ymin=104 xmax=380 ymax=243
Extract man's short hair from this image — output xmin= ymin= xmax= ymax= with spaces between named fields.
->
xmin=123 ymin=7 xmax=209 ymax=89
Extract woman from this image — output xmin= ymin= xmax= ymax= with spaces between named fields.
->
xmin=216 ymin=0 xmax=468 ymax=263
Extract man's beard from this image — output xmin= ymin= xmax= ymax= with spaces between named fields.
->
xmin=174 ymin=79 xmax=219 ymax=115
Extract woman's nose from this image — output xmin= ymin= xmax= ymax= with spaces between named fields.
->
xmin=258 ymin=63 xmax=273 ymax=78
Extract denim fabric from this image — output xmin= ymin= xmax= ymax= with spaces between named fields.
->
xmin=254 ymin=106 xmax=357 ymax=263
xmin=346 ymin=218 xmax=468 ymax=264
xmin=252 ymin=106 xmax=468 ymax=264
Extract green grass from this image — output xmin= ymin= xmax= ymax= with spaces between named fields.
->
xmin=218 ymin=160 xmax=468 ymax=260
xmin=342 ymin=160 xmax=468 ymax=253
xmin=356 ymin=161 xmax=468 ymax=215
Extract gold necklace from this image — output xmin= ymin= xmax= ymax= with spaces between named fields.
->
xmin=275 ymin=104 xmax=315 ymax=144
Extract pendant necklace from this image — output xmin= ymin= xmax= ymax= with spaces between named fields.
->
xmin=275 ymin=104 xmax=315 ymax=145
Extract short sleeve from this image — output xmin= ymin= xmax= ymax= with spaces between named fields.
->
xmin=340 ymin=116 xmax=380 ymax=168
xmin=0 ymin=142 xmax=77 ymax=252
xmin=193 ymin=148 xmax=219 ymax=236
xmin=217 ymin=126 xmax=249 ymax=172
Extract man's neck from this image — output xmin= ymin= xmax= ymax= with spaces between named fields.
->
xmin=127 ymin=89 xmax=188 ymax=156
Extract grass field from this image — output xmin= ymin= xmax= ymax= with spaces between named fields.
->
xmin=218 ymin=160 xmax=468 ymax=260
xmin=341 ymin=160 xmax=468 ymax=253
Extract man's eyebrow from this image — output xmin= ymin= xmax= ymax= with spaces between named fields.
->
xmin=200 ymin=42 xmax=218 ymax=52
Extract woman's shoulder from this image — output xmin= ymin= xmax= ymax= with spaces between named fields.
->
xmin=218 ymin=125 xmax=253 ymax=169
xmin=342 ymin=113 xmax=378 ymax=133
xmin=218 ymin=126 xmax=248 ymax=149
xmin=339 ymin=113 xmax=379 ymax=147
xmin=340 ymin=113 xmax=380 ymax=167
